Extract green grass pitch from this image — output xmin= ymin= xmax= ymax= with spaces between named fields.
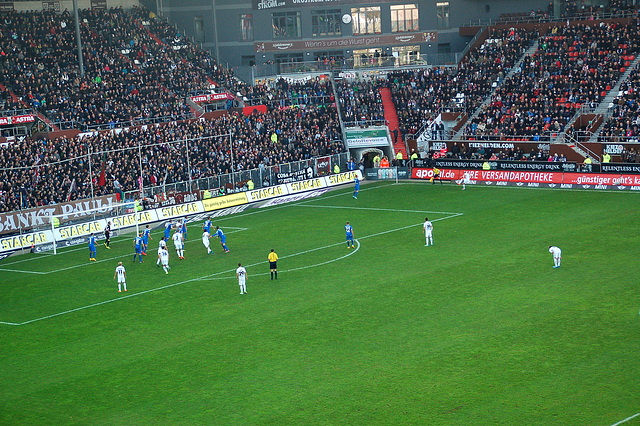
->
xmin=0 ymin=181 xmax=639 ymax=425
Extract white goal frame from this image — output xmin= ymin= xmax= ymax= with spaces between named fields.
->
xmin=49 ymin=203 xmax=129 ymax=255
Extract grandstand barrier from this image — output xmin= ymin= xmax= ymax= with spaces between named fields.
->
xmin=363 ymin=167 xmax=410 ymax=180
xmin=0 ymin=170 xmax=362 ymax=256
xmin=417 ymin=158 xmax=579 ymax=173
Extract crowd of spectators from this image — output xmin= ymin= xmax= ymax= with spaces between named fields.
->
xmin=0 ymin=6 xmax=270 ymax=130
xmin=334 ymin=78 xmax=385 ymax=126
xmin=4 ymin=6 xmax=640 ymax=213
xmin=462 ymin=21 xmax=640 ymax=140
xmin=382 ymin=27 xmax=537 ymax=139
xmin=598 ymin=65 xmax=640 ymax=143
xmin=0 ymin=77 xmax=343 ymax=213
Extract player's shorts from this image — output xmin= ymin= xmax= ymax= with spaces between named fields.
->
xmin=269 ymin=261 xmax=277 ymax=269
xmin=143 ymin=237 xmax=149 ymax=245
xmin=203 ymin=240 xmax=210 ymax=248
xmin=346 ymin=233 xmax=353 ymax=240
xmin=104 ymin=232 xmax=110 ymax=239
xmin=174 ymin=243 xmax=183 ymax=250
xmin=238 ymin=278 xmax=246 ymax=285
xmin=135 ymin=246 xmax=142 ymax=253
xmin=161 ymin=260 xmax=169 ymax=267
xmin=220 ymin=236 xmax=226 ymax=244
xmin=425 ymin=231 xmax=432 ymax=237
xmin=89 ymin=245 xmax=96 ymax=251
xmin=117 ymin=277 xmax=126 ymax=283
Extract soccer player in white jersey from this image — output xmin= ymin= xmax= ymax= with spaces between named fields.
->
xmin=159 ymin=247 xmax=170 ymax=274
xmin=202 ymin=230 xmax=212 ymax=254
xmin=114 ymin=262 xmax=127 ymax=292
xmin=457 ymin=171 xmax=472 ymax=190
xmin=549 ymin=246 xmax=562 ymax=268
xmin=423 ymin=217 xmax=433 ymax=246
xmin=236 ymin=262 xmax=247 ymax=294
xmin=157 ymin=237 xmax=167 ymax=267
xmin=172 ymin=230 xmax=185 ymax=259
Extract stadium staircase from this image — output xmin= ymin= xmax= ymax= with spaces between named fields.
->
xmin=454 ymin=40 xmax=539 ymax=140
xmin=379 ymin=87 xmax=407 ymax=157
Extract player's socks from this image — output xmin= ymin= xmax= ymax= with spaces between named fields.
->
xmin=275 ymin=271 xmax=277 ymax=279
xmin=123 ymin=283 xmax=127 ymax=291
xmin=271 ymin=272 xmax=273 ymax=280
xmin=118 ymin=284 xmax=121 ymax=292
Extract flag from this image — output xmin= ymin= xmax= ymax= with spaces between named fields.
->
xmin=66 ymin=179 xmax=77 ymax=202
xmin=98 ymin=151 xmax=107 ymax=186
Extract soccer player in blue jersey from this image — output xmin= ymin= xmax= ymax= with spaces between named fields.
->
xmin=181 ymin=218 xmax=188 ymax=240
xmin=133 ymin=232 xmax=144 ymax=263
xmin=353 ymin=177 xmax=360 ymax=199
xmin=203 ymin=217 xmax=212 ymax=234
xmin=213 ymin=226 xmax=230 ymax=253
xmin=345 ymin=221 xmax=355 ymax=249
xmin=164 ymin=220 xmax=173 ymax=241
xmin=88 ymin=232 xmax=97 ymax=261
xmin=142 ymin=224 xmax=152 ymax=255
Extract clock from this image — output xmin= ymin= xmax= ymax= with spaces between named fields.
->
xmin=342 ymin=14 xmax=352 ymax=24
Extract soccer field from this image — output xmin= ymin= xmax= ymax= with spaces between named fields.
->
xmin=1 ymin=181 xmax=639 ymax=425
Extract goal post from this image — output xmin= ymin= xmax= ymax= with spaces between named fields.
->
xmin=49 ymin=202 xmax=129 ymax=255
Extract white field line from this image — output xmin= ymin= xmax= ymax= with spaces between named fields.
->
xmin=1 ymin=183 xmax=388 ymax=269
xmin=0 ymin=227 xmax=248 ymax=274
xmin=1 ymin=212 xmax=463 ymax=326
xmin=9 ymin=240 xmax=361 ymax=326
xmin=610 ymin=412 xmax=640 ymax=426
xmin=0 ymin=268 xmax=47 ymax=275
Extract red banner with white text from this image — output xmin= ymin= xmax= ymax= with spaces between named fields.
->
xmin=412 ymin=168 xmax=640 ymax=190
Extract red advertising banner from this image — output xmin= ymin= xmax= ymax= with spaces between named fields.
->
xmin=190 ymin=93 xmax=234 ymax=103
xmin=412 ymin=168 xmax=640 ymax=189
xmin=0 ymin=114 xmax=35 ymax=126
xmin=316 ymin=156 xmax=331 ymax=175
xmin=242 ymin=105 xmax=267 ymax=115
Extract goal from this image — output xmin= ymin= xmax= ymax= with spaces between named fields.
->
xmin=48 ymin=202 xmax=129 ymax=255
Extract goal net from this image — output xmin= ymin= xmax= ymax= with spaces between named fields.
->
xmin=48 ymin=202 xmax=130 ymax=255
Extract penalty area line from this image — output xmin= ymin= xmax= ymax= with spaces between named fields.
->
xmin=1 ymin=214 xmax=462 ymax=326
xmin=610 ymin=412 xmax=640 ymax=426
xmin=0 ymin=239 xmax=363 ymax=326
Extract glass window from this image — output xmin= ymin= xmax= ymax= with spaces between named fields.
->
xmin=240 ymin=14 xmax=253 ymax=41
xmin=194 ymin=16 xmax=204 ymax=42
xmin=391 ymin=4 xmax=419 ymax=32
xmin=351 ymin=7 xmax=381 ymax=35
xmin=312 ymin=9 xmax=341 ymax=37
xmin=272 ymin=12 xmax=301 ymax=40
xmin=436 ymin=2 xmax=450 ymax=29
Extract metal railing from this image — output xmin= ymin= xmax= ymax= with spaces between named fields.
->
xmin=124 ymin=152 xmax=349 ymax=201
xmin=249 ymin=53 xmax=460 ymax=79
xmin=462 ymin=9 xmax=637 ymax=28
xmin=343 ymin=120 xmax=386 ymax=128
xmin=51 ymin=112 xmax=197 ymax=132
xmin=0 ymin=108 xmax=34 ymax=117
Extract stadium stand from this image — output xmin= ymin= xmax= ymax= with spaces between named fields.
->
xmin=2 ymin=4 xmax=640 ymax=215
xmin=598 ymin=64 xmax=640 ymax=145
xmin=462 ymin=20 xmax=640 ymax=140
